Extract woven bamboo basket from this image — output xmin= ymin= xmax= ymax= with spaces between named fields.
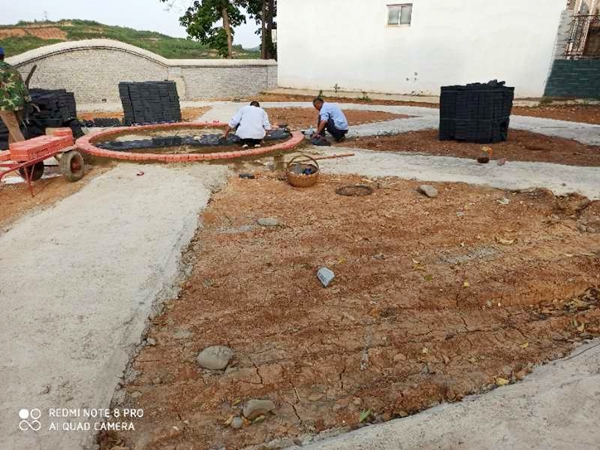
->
xmin=286 ymin=154 xmax=320 ymax=188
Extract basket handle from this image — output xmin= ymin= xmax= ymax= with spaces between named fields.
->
xmin=287 ymin=154 xmax=320 ymax=170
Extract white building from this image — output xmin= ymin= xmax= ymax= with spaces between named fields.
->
xmin=277 ymin=0 xmax=568 ymax=98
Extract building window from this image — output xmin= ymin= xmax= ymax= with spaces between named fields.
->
xmin=388 ymin=4 xmax=413 ymax=26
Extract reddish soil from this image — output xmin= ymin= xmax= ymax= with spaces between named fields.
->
xmin=265 ymin=108 xmax=408 ymax=130
xmin=78 ymin=107 xmax=211 ymax=123
xmin=26 ymin=27 xmax=67 ymax=40
xmin=104 ymin=175 xmax=600 ymax=450
xmin=252 ymin=95 xmax=600 ymax=125
xmin=512 ymin=105 xmax=600 ymax=125
xmin=0 ymin=165 xmax=110 ymax=229
xmin=251 ymin=94 xmax=439 ymax=109
xmin=0 ymin=29 xmax=28 ymax=38
xmin=339 ymin=129 xmax=600 ymax=167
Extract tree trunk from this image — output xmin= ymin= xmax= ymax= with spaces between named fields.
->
xmin=266 ymin=0 xmax=276 ymax=59
xmin=222 ymin=6 xmax=233 ymax=59
xmin=261 ymin=0 xmax=267 ymax=59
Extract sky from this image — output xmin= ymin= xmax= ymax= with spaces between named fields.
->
xmin=0 ymin=0 xmax=261 ymax=49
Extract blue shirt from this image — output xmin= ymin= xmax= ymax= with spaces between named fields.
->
xmin=319 ymin=103 xmax=349 ymax=131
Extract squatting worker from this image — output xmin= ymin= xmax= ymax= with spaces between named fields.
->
xmin=312 ymin=97 xmax=349 ymax=142
xmin=223 ymin=101 xmax=272 ymax=149
xmin=0 ymin=47 xmax=30 ymax=144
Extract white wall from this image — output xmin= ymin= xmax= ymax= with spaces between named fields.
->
xmin=9 ymin=40 xmax=278 ymax=103
xmin=278 ymin=0 xmax=567 ymax=98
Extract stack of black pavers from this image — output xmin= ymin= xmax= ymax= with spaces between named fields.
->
xmin=440 ymin=80 xmax=514 ymax=144
xmin=119 ymin=81 xmax=182 ymax=125
xmin=0 ymin=88 xmax=82 ymax=150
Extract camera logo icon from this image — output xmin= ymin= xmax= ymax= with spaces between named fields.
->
xmin=19 ymin=409 xmax=42 ymax=431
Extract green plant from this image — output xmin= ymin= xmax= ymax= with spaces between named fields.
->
xmin=0 ymin=20 xmax=260 ymax=59
xmin=317 ymin=89 xmax=325 ymax=98
xmin=333 ymin=83 xmax=340 ymax=94
xmin=357 ymin=92 xmax=372 ymax=102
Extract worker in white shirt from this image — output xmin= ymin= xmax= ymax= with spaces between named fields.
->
xmin=223 ymin=101 xmax=272 ymax=148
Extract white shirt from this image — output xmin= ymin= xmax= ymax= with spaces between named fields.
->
xmin=229 ymin=105 xmax=272 ymax=139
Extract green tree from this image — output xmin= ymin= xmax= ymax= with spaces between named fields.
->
xmin=161 ymin=0 xmax=249 ymax=58
xmin=247 ymin=0 xmax=277 ymax=59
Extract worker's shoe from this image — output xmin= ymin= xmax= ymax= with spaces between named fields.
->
xmin=254 ymin=144 xmax=261 ymax=148
xmin=242 ymin=144 xmax=249 ymax=149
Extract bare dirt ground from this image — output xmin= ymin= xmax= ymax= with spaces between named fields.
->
xmin=265 ymin=108 xmax=409 ymax=130
xmin=104 ymin=174 xmax=600 ymax=450
xmin=512 ymin=104 xmax=600 ymax=125
xmin=250 ymin=94 xmax=439 ymax=109
xmin=0 ymin=165 xmax=110 ymax=229
xmin=339 ymin=130 xmax=600 ymax=167
xmin=251 ymin=95 xmax=600 ymax=125
xmin=78 ymin=107 xmax=211 ymax=123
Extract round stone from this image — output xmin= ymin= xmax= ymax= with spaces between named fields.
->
xmin=197 ymin=345 xmax=234 ymax=371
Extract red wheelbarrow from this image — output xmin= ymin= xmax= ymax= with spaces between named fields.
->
xmin=0 ymin=128 xmax=85 ymax=197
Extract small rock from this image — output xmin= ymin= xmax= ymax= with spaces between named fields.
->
xmin=417 ymin=185 xmax=439 ymax=198
xmin=131 ymin=391 xmax=142 ymax=398
xmin=231 ymin=417 xmax=244 ymax=429
xmin=197 ymin=346 xmax=234 ymax=370
xmin=152 ymin=377 xmax=162 ymax=385
xmin=393 ymin=353 xmax=407 ymax=362
xmin=243 ymin=399 xmax=276 ymax=420
xmin=317 ymin=267 xmax=335 ymax=287
xmin=456 ymin=212 xmax=465 ymax=218
xmin=173 ymin=329 xmax=193 ymax=340
xmin=257 ymin=217 xmax=280 ymax=227
xmin=497 ymin=197 xmax=511 ymax=205
xmin=146 ymin=338 xmax=156 ymax=346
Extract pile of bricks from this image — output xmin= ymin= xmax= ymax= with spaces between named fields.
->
xmin=9 ymin=128 xmax=74 ymax=162
xmin=119 ymin=81 xmax=182 ymax=125
xmin=439 ymin=80 xmax=514 ymax=144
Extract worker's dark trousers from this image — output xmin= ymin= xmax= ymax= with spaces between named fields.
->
xmin=0 ymin=109 xmax=25 ymax=143
xmin=318 ymin=118 xmax=348 ymax=141
xmin=240 ymin=138 xmax=262 ymax=147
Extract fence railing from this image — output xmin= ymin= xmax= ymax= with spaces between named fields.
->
xmin=564 ymin=14 xmax=600 ymax=59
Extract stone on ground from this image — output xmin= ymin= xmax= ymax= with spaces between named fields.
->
xmin=417 ymin=185 xmax=439 ymax=198
xmin=257 ymin=217 xmax=281 ymax=227
xmin=197 ymin=345 xmax=234 ymax=370
xmin=243 ymin=399 xmax=276 ymax=420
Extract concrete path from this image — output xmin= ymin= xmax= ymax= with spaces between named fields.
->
xmin=300 ymin=340 xmax=600 ymax=450
xmin=318 ymin=148 xmax=600 ymax=200
xmin=199 ymin=101 xmax=600 ymax=146
xmin=0 ymin=164 xmax=228 ymax=450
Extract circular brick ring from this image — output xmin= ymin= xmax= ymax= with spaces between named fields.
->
xmin=76 ymin=121 xmax=305 ymax=163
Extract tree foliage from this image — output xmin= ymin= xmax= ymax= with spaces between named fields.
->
xmin=160 ymin=0 xmax=277 ymax=59
xmin=161 ymin=0 xmax=248 ymax=58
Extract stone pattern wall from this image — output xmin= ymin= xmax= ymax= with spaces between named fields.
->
xmin=10 ymin=41 xmax=277 ymax=104
xmin=544 ymin=59 xmax=600 ymax=98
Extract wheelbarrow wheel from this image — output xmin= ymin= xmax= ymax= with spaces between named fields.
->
xmin=60 ymin=150 xmax=85 ymax=182
xmin=18 ymin=161 xmax=45 ymax=182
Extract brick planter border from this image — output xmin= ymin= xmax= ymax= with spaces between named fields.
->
xmin=76 ymin=122 xmax=305 ymax=163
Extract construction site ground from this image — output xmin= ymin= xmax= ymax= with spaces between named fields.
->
xmin=1 ymin=100 xmax=599 ymax=450
xmin=103 ymin=173 xmax=600 ymax=450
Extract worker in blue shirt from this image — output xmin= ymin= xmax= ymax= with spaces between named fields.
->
xmin=311 ymin=97 xmax=349 ymax=142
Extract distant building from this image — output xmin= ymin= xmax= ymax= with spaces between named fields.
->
xmin=277 ymin=0 xmax=573 ymax=98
